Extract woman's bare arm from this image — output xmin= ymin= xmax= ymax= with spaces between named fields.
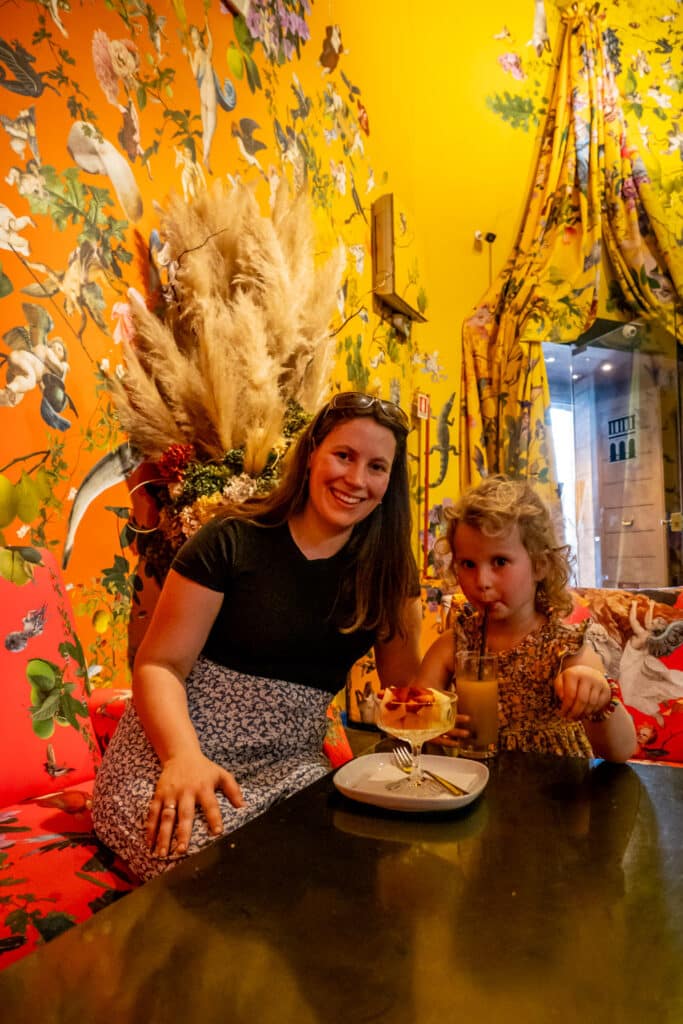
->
xmin=133 ymin=570 xmax=244 ymax=858
xmin=373 ymin=596 xmax=423 ymax=686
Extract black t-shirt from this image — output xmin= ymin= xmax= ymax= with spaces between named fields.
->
xmin=171 ymin=517 xmax=377 ymax=694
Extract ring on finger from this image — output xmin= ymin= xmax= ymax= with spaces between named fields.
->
xmin=162 ymin=802 xmax=177 ymax=814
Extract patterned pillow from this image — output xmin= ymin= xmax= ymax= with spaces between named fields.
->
xmin=0 ymin=549 xmax=98 ymax=805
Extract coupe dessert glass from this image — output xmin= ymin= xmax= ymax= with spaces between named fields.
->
xmin=375 ymin=686 xmax=458 ymax=792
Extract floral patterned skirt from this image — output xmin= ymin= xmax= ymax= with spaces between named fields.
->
xmin=91 ymin=658 xmax=331 ymax=882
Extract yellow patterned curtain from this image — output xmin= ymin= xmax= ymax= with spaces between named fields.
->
xmin=460 ymin=1 xmax=683 ymax=510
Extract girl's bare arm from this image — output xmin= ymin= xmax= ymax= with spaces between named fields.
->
xmin=555 ymin=647 xmax=637 ymax=762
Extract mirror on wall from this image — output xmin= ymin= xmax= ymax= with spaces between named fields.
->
xmin=544 ymin=319 xmax=683 ymax=589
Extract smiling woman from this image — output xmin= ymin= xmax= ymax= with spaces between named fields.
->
xmin=91 ymin=392 xmax=423 ymax=881
xmin=290 ymin=416 xmax=397 ymax=558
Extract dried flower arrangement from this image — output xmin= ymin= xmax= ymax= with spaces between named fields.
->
xmin=110 ymin=180 xmax=344 ymax=581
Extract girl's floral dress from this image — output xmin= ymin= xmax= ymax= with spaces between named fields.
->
xmin=453 ymin=608 xmax=601 ymax=757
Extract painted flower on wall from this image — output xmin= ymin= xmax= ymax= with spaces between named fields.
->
xmin=91 ymin=31 xmax=140 ymax=105
xmin=245 ymin=0 xmax=312 ymax=64
xmin=498 ymin=52 xmax=526 ymax=80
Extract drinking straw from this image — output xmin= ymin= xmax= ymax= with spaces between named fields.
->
xmin=478 ymin=606 xmax=489 ymax=679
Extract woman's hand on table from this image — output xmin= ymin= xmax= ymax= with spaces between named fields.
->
xmin=145 ymin=752 xmax=244 ymax=859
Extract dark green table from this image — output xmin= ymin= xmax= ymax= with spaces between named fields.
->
xmin=1 ymin=752 xmax=681 ymax=1024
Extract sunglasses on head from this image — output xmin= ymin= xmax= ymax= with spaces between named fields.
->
xmin=322 ymin=392 xmax=410 ymax=432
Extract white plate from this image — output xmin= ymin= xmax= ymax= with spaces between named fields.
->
xmin=333 ymin=753 xmax=489 ymax=813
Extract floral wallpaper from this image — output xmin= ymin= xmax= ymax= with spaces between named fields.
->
xmin=422 ymin=0 xmax=683 ymax=576
xmin=0 ymin=0 xmax=429 ymax=681
xmin=485 ymin=0 xmax=682 ymax=316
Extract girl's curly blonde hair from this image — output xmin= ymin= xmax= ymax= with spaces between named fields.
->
xmin=436 ymin=475 xmax=574 ymax=617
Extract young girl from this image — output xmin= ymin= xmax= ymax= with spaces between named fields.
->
xmin=418 ymin=476 xmax=637 ymax=762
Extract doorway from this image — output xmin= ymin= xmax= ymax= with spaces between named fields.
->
xmin=544 ymin=319 xmax=683 ymax=588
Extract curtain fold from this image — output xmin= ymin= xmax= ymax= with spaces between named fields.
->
xmin=460 ymin=1 xmax=683 ymax=513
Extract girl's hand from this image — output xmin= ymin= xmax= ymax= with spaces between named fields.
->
xmin=145 ymin=752 xmax=245 ymax=859
xmin=433 ymin=712 xmax=472 ymax=747
xmin=554 ymin=665 xmax=612 ymax=721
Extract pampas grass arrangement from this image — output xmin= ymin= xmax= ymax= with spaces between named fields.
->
xmin=111 ymin=180 xmax=345 ymax=475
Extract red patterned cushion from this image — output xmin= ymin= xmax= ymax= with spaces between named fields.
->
xmin=0 ymin=550 xmax=98 ymax=805
xmin=0 ymin=780 xmax=137 ymax=970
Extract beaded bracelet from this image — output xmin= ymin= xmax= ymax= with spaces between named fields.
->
xmin=583 ymin=677 xmax=621 ymax=723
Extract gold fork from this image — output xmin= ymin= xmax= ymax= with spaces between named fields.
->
xmin=392 ymin=743 xmax=469 ymax=797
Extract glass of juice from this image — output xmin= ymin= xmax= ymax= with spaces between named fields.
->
xmin=455 ymin=651 xmax=499 ymax=760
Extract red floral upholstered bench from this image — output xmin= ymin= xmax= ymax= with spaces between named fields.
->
xmin=0 ymin=549 xmax=137 ymax=971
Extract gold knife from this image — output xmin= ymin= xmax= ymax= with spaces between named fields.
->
xmin=422 ymin=768 xmax=469 ymax=797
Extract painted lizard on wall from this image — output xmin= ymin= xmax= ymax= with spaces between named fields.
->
xmin=429 ymin=392 xmax=458 ymax=488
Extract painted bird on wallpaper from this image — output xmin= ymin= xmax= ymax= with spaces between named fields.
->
xmin=232 ymin=118 xmax=267 ymax=174
xmin=0 ymin=39 xmax=56 ymax=97
xmin=274 ymin=117 xmax=294 ymax=159
xmin=290 ymin=74 xmax=312 ymax=122
xmin=274 ymin=120 xmax=313 ymax=191
xmin=340 ymin=69 xmax=360 ymax=97
xmin=4 ymin=604 xmax=47 ymax=652
xmin=345 ymin=169 xmax=367 ymax=224
xmin=43 ymin=745 xmax=75 ymax=781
